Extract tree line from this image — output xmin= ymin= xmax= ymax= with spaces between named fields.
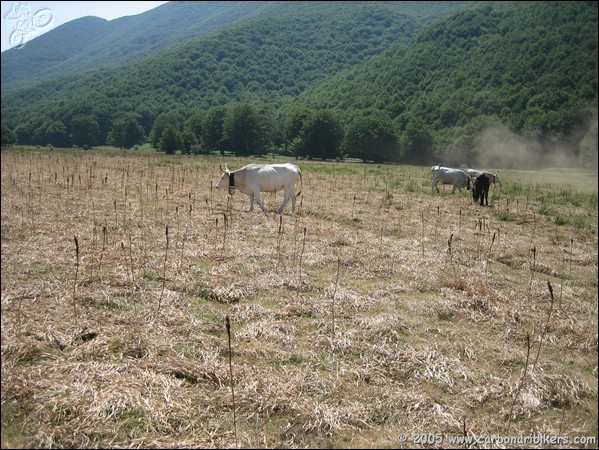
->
xmin=1 ymin=103 xmax=436 ymax=165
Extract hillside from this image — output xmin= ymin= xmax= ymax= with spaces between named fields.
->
xmin=1 ymin=2 xmax=464 ymax=137
xmin=289 ymin=1 xmax=598 ymax=165
xmin=0 ymin=1 xmax=271 ymax=93
xmin=1 ymin=1 xmax=596 ymax=167
xmin=1 ymin=1 xmax=470 ymax=94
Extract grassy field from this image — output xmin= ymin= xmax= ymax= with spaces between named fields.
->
xmin=1 ymin=147 xmax=597 ymax=448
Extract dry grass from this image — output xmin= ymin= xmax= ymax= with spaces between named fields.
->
xmin=1 ymin=148 xmax=597 ymax=448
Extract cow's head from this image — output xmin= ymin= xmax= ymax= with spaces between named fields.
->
xmin=216 ymin=164 xmax=234 ymax=193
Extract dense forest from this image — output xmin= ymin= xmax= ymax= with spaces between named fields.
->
xmin=1 ymin=1 xmax=597 ymax=169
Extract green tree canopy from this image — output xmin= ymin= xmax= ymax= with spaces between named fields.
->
xmin=45 ymin=120 xmax=69 ymax=148
xmin=286 ymin=109 xmax=344 ymax=160
xmin=344 ymin=113 xmax=399 ymax=163
xmin=400 ymin=117 xmax=434 ymax=165
xmin=160 ymin=126 xmax=182 ymax=154
xmin=203 ymin=106 xmax=227 ymax=154
xmin=150 ymin=111 xmax=183 ymax=148
xmin=107 ymin=113 xmax=145 ymax=149
xmin=1 ymin=120 xmax=17 ymax=146
xmin=71 ymin=114 xmax=99 ymax=147
xmin=224 ymin=103 xmax=272 ymax=157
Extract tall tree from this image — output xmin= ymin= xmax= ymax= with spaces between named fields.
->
xmin=149 ymin=111 xmax=183 ymax=148
xmin=181 ymin=130 xmax=198 ymax=154
xmin=344 ymin=114 xmax=399 ymax=163
xmin=184 ymin=110 xmax=206 ymax=148
xmin=400 ymin=117 xmax=434 ymax=165
xmin=203 ymin=106 xmax=227 ymax=154
xmin=45 ymin=120 xmax=69 ymax=148
xmin=294 ymin=110 xmax=344 ymax=160
xmin=1 ymin=120 xmax=17 ymax=146
xmin=224 ymin=103 xmax=272 ymax=156
xmin=107 ymin=114 xmax=145 ymax=149
xmin=160 ymin=126 xmax=182 ymax=155
xmin=71 ymin=114 xmax=99 ymax=147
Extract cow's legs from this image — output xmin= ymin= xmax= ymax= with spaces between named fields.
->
xmin=277 ymin=189 xmax=295 ymax=214
xmin=254 ymin=192 xmax=268 ymax=212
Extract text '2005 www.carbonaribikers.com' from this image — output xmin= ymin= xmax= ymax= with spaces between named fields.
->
xmin=398 ymin=433 xmax=597 ymax=446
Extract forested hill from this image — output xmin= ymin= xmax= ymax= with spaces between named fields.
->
xmin=1 ymin=1 xmax=467 ymax=137
xmin=1 ymin=1 xmax=596 ymax=168
xmin=1 ymin=1 xmax=468 ymax=94
xmin=287 ymin=1 xmax=598 ymax=166
xmin=1 ymin=1 xmax=272 ymax=93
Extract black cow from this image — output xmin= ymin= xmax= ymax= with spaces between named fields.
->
xmin=472 ymin=173 xmax=490 ymax=206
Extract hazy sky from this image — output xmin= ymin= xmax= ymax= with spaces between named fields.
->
xmin=1 ymin=1 xmax=169 ymax=52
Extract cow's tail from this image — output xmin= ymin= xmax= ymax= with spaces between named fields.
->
xmin=296 ymin=168 xmax=303 ymax=197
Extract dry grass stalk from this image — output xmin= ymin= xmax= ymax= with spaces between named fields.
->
xmin=276 ymin=215 xmax=284 ymax=268
xmin=420 ymin=210 xmax=425 ymax=257
xmin=225 ymin=315 xmax=237 ymax=441
xmin=157 ymin=224 xmax=169 ymax=313
xmin=299 ymin=227 xmax=307 ymax=283
xmin=72 ymin=235 xmax=80 ymax=318
xmin=99 ymin=224 xmax=107 ymax=277
xmin=331 ymin=254 xmax=341 ymax=341
xmin=532 ymin=280 xmax=555 ymax=371
xmin=507 ymin=332 xmax=532 ymax=434
xmin=178 ymin=203 xmax=192 ymax=260
xmin=529 ymin=245 xmax=537 ymax=299
xmin=222 ymin=212 xmax=229 ymax=251
xmin=569 ymin=238 xmax=574 ymax=277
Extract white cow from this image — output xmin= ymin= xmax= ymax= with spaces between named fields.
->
xmin=216 ymin=163 xmax=302 ymax=214
xmin=465 ymin=168 xmax=501 ymax=185
xmin=431 ymin=165 xmax=471 ymax=193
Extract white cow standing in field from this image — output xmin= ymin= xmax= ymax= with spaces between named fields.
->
xmin=216 ymin=163 xmax=303 ymax=214
xmin=465 ymin=168 xmax=501 ymax=186
xmin=431 ymin=165 xmax=471 ymax=193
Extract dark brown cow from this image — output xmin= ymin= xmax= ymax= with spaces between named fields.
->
xmin=472 ymin=173 xmax=490 ymax=206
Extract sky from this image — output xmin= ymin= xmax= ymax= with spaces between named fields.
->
xmin=1 ymin=1 xmax=169 ymax=52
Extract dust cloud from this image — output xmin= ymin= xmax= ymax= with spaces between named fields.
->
xmin=474 ymin=119 xmax=597 ymax=172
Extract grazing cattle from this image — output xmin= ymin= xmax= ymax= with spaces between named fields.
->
xmin=216 ymin=163 xmax=302 ymax=214
xmin=472 ymin=173 xmax=490 ymax=206
xmin=465 ymin=169 xmax=501 ymax=186
xmin=431 ymin=165 xmax=471 ymax=193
